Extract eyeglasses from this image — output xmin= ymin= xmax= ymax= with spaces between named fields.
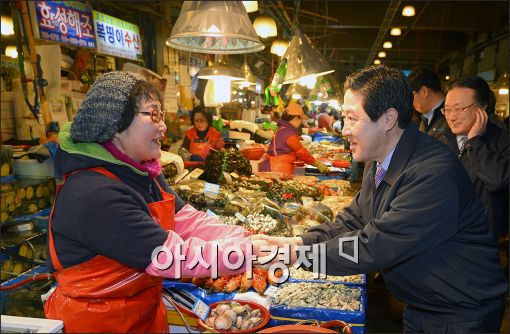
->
xmin=441 ymin=102 xmax=476 ymax=115
xmin=139 ymin=109 xmax=166 ymax=123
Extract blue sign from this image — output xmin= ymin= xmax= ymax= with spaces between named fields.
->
xmin=34 ymin=1 xmax=96 ymax=48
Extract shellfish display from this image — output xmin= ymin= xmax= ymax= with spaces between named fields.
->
xmin=273 ymin=282 xmax=362 ymax=312
xmin=289 ymin=267 xmax=364 ymax=283
xmin=202 ymin=301 xmax=266 ymax=332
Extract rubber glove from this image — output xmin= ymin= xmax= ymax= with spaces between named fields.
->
xmin=314 ymin=161 xmax=329 ymax=174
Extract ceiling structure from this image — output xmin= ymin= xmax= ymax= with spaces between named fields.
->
xmin=8 ymin=0 xmax=504 ymax=86
xmin=258 ymin=0 xmax=509 ymax=81
xmin=109 ymin=0 xmax=508 ymax=85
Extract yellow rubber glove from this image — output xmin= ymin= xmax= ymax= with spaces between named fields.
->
xmin=314 ymin=161 xmax=329 ymax=174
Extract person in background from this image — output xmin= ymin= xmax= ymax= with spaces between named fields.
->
xmin=332 ymin=110 xmax=343 ymax=136
xmin=258 ymin=103 xmax=329 ymax=175
xmin=408 ymin=67 xmax=451 ymax=141
xmin=253 ymin=65 xmax=507 ymax=333
xmin=44 ymin=72 xmax=257 ymax=332
xmin=442 ymin=75 xmax=509 ymax=239
xmin=180 ymin=105 xmax=224 ymax=162
xmin=317 ymin=103 xmax=334 ymax=132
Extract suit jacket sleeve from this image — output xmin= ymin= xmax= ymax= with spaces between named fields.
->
xmin=300 ymin=191 xmax=365 ymax=244
xmin=300 ymin=172 xmax=460 ymax=276
xmin=465 ymin=127 xmax=509 ymax=192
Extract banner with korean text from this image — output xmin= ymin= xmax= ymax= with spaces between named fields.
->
xmin=31 ymin=0 xmax=95 ymax=48
xmin=92 ymin=10 xmax=143 ymax=61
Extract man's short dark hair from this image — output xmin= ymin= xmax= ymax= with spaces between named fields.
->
xmin=344 ymin=65 xmax=413 ymax=129
xmin=448 ymin=75 xmax=491 ymax=110
xmin=408 ymin=67 xmax=442 ymax=93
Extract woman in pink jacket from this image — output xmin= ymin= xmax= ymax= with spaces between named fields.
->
xmin=44 ymin=72 xmax=256 ymax=332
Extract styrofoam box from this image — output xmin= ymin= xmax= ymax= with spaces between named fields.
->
xmin=229 ymin=130 xmax=251 ymax=141
xmin=13 ymin=158 xmax=54 ymax=178
xmin=1 ymin=315 xmax=63 ymax=333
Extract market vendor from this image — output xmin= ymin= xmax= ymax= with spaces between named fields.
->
xmin=180 ymin=105 xmax=224 ymax=163
xmin=44 ymin=72 xmax=258 ymax=332
xmin=253 ymin=66 xmax=507 ymax=333
xmin=258 ymin=103 xmax=329 ymax=175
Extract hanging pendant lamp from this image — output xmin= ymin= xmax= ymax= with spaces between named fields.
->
xmin=253 ymin=15 xmax=277 ymax=38
xmin=270 ymin=39 xmax=289 ymax=57
xmin=236 ymin=54 xmax=256 ymax=86
xmin=283 ymin=29 xmax=334 ymax=85
xmin=197 ymin=55 xmax=245 ymax=81
xmin=167 ymin=1 xmax=264 ymax=54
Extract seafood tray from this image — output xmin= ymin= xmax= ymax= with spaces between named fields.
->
xmin=286 ymin=267 xmax=366 ymax=286
xmin=163 ymin=269 xmax=277 ymax=305
xmin=269 ymin=282 xmax=366 ymax=334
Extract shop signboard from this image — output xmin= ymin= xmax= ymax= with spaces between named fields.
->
xmin=92 ymin=10 xmax=143 ymax=61
xmin=30 ymin=1 xmax=96 ymax=48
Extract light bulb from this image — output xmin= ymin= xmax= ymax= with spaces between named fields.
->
xmin=402 ymin=6 xmax=415 ymax=17
xmin=5 ymin=45 xmax=17 ymax=59
xmin=390 ymin=27 xmax=401 ymax=36
xmin=499 ymin=88 xmax=509 ymax=95
xmin=299 ymin=76 xmax=316 ymax=89
xmin=1 ymin=16 xmax=14 ymax=36
xmin=212 ymin=77 xmax=231 ymax=103
xmin=270 ymin=40 xmax=289 ymax=57
xmin=383 ymin=41 xmax=392 ymax=49
xmin=242 ymin=1 xmax=258 ymax=13
xmin=374 ymin=59 xmax=381 ymax=65
xmin=378 ymin=51 xmax=386 ymax=58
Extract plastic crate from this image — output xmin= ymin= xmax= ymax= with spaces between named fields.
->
xmin=0 ymin=265 xmax=53 ymax=319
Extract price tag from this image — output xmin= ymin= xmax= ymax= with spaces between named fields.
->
xmin=204 ymin=182 xmax=220 ymax=195
xmin=174 ymin=170 xmax=190 ymax=184
xmin=188 ymin=168 xmax=204 ymax=179
xmin=17 ymin=223 xmax=33 ymax=232
xmin=192 ymin=299 xmax=210 ymax=322
xmin=234 ymin=212 xmax=247 ymax=223
xmin=264 ymin=285 xmax=279 ymax=298
xmin=230 ymin=172 xmax=239 ymax=179
xmin=206 ymin=209 xmax=219 ymax=219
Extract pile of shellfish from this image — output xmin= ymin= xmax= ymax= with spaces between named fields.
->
xmin=204 ymin=301 xmax=264 ymax=331
xmin=274 ymin=282 xmax=362 ymax=312
xmin=289 ymin=267 xmax=364 ymax=283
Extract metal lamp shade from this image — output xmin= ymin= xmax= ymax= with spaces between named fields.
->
xmin=167 ymin=1 xmax=264 ymax=54
xmin=236 ymin=61 xmax=256 ymax=85
xmin=197 ymin=56 xmax=245 ymax=81
xmin=283 ymin=29 xmax=334 ymax=85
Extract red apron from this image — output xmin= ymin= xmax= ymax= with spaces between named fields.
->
xmin=189 ymin=141 xmax=211 ymax=161
xmin=44 ymin=167 xmax=175 ymax=333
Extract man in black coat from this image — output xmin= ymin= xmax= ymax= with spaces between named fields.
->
xmin=253 ymin=66 xmax=507 ymax=333
xmin=408 ymin=67 xmax=452 ymax=141
xmin=441 ymin=75 xmax=509 ymax=238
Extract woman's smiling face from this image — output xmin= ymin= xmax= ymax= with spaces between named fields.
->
xmin=114 ymin=98 xmax=167 ymax=163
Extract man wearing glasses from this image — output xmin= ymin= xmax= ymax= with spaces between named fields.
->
xmin=442 ymin=76 xmax=509 ymax=238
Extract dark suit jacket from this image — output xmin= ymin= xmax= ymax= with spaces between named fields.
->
xmin=418 ymin=102 xmax=452 ymax=142
xmin=440 ymin=122 xmax=509 ymax=237
xmin=300 ymin=123 xmax=507 ymax=319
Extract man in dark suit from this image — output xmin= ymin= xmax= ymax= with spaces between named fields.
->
xmin=442 ymin=75 xmax=509 ymax=239
xmin=408 ymin=67 xmax=451 ymax=141
xmin=253 ymin=65 xmax=507 ymax=333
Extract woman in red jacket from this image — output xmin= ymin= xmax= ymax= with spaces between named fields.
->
xmin=181 ymin=106 xmax=224 ymax=163
xmin=258 ymin=103 xmax=329 ymax=175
